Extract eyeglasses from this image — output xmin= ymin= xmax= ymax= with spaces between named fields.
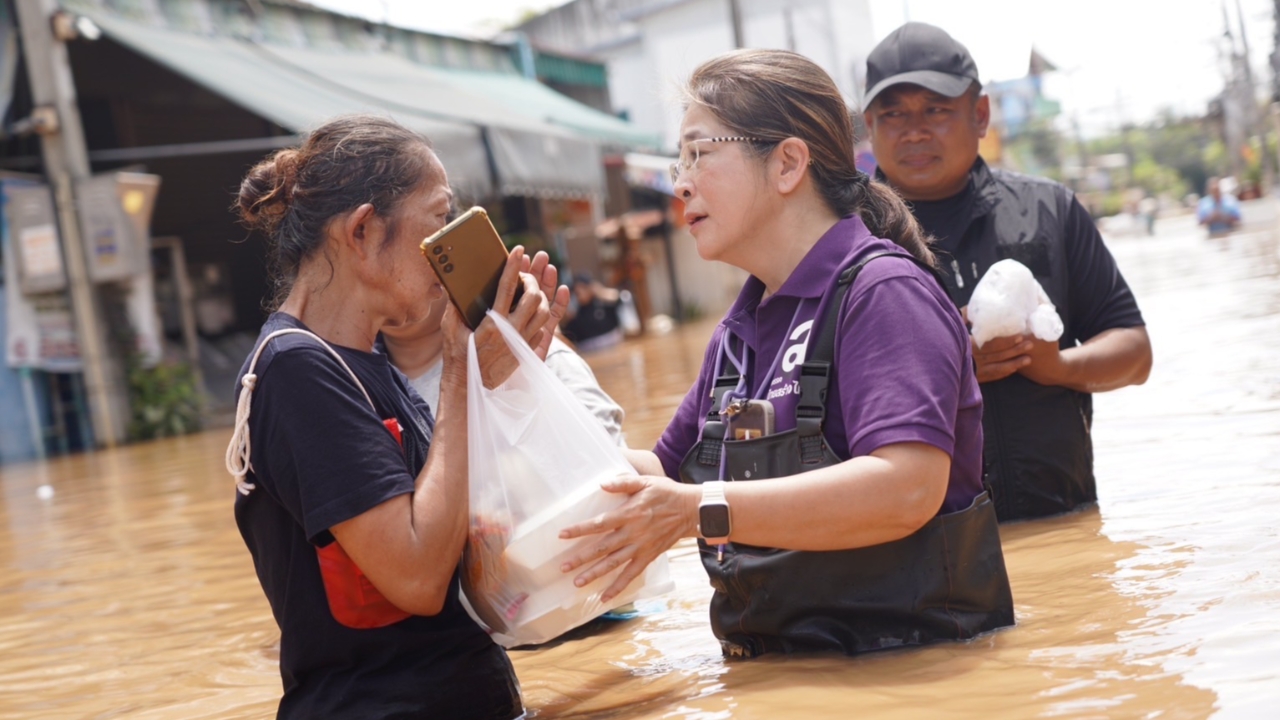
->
xmin=669 ymin=136 xmax=762 ymax=185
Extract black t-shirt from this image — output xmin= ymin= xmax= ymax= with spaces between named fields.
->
xmin=234 ymin=313 xmax=521 ymax=720
xmin=909 ymin=179 xmax=976 ymax=255
xmin=911 ymin=178 xmax=1144 ymax=342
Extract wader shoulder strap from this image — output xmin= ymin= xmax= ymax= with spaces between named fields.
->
xmin=804 ymin=251 xmax=944 ymax=366
xmin=699 ymin=251 xmax=943 ymax=468
xmin=794 ymin=252 xmax=943 ymax=463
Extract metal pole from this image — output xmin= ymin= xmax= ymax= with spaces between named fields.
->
xmin=1270 ymin=103 xmax=1280 ymax=180
xmin=14 ymin=0 xmax=124 ymax=446
xmin=153 ymin=236 xmax=206 ymax=415
xmin=1235 ymin=0 xmax=1273 ymax=188
xmin=1220 ymin=0 xmax=1247 ymax=182
xmin=728 ymin=0 xmax=744 ymax=49
xmin=18 ymin=367 xmax=45 ymax=459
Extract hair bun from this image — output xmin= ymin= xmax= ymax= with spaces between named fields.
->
xmin=235 ymin=148 xmax=301 ymax=235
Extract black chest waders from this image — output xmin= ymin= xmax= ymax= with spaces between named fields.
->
xmin=678 ymin=253 xmax=1016 ymax=658
xmin=938 ymin=162 xmax=1097 ymax=521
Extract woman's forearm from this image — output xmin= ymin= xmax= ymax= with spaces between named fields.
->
xmin=560 ymin=442 xmax=954 ymax=596
xmin=330 ymin=365 xmax=470 ymax=616
xmin=623 ymin=447 xmax=665 ymax=477
xmin=406 ymin=368 xmax=471 ymax=588
xmin=720 ymin=443 xmax=950 ymax=551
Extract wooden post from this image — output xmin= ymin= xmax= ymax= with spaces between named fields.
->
xmin=13 ymin=0 xmax=126 ymax=446
xmin=153 ymin=236 xmax=207 ymax=415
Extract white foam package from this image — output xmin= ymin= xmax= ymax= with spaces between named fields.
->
xmin=966 ymin=259 xmax=1064 ymax=348
xmin=461 ymin=312 xmax=672 ymax=648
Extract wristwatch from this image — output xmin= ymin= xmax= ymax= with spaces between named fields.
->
xmin=698 ymin=480 xmax=731 ymax=543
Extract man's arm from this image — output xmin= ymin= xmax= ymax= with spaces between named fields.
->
xmin=968 ymin=322 xmax=1152 ymax=393
xmin=1017 ymin=326 xmax=1151 ymax=392
xmin=969 ymin=193 xmax=1152 ymax=392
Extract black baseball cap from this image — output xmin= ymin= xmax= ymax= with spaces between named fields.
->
xmin=863 ymin=22 xmax=980 ymax=108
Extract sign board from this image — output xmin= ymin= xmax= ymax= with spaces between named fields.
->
xmin=6 ymin=184 xmax=66 ymax=293
xmin=2 ymin=183 xmax=81 ymax=371
xmin=3 ymin=174 xmax=163 ymax=370
xmin=75 ymin=172 xmax=160 ymax=283
xmin=78 ymin=173 xmax=142 ymax=283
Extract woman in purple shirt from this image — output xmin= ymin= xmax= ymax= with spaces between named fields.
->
xmin=563 ymin=50 xmax=1015 ymax=658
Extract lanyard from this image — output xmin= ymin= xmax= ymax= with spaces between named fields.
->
xmin=706 ymin=298 xmax=810 ymax=558
xmin=713 ymin=299 xmax=810 ymax=412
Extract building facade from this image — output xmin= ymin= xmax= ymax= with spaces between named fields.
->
xmin=519 ymin=0 xmax=876 ymax=151
xmin=0 ymin=0 xmax=652 ymax=461
xmin=517 ymin=0 xmax=878 ymax=323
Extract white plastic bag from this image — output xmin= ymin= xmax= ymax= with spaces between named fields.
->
xmin=967 ymin=259 xmax=1064 ymax=348
xmin=461 ymin=311 xmax=672 ymax=647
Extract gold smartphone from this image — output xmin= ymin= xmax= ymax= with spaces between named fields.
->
xmin=420 ymin=207 xmax=522 ymax=330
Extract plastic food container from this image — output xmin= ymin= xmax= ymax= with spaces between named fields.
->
xmin=497 ymin=481 xmax=672 ymax=643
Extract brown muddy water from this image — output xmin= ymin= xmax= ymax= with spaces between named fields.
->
xmin=2 ymin=204 xmax=1279 ymax=719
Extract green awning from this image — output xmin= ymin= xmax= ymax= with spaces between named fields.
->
xmin=251 ymin=42 xmax=654 ymax=148
xmin=443 ymin=66 xmax=647 ymax=145
xmin=63 ymin=0 xmax=658 ymax=198
xmin=74 ymin=9 xmax=492 ymax=196
xmin=249 ymin=43 xmax=633 ymax=196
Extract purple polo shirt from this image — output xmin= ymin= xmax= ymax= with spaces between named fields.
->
xmin=654 ymin=216 xmax=984 ymax=515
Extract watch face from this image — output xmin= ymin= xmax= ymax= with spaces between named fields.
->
xmin=699 ymin=503 xmax=731 ymax=539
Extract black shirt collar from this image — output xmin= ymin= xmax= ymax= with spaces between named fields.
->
xmin=873 ymin=156 xmax=997 ymax=214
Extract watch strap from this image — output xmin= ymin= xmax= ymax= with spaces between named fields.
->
xmin=701 ymin=480 xmax=727 ymax=505
xmin=699 ymin=481 xmax=731 ymax=543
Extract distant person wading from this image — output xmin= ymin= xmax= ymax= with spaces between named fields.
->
xmin=1197 ymin=177 xmax=1242 ymax=238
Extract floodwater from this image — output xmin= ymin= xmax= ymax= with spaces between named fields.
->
xmin=2 ymin=204 xmax=1279 ymax=719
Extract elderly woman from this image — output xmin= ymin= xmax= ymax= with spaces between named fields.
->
xmin=226 ymin=115 xmax=565 ymax=719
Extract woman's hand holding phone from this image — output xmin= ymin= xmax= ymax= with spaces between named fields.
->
xmin=521 ymin=250 xmax=571 ymax=360
xmin=471 ymin=247 xmax=564 ymax=389
xmin=442 ymin=246 xmax=569 ymax=389
xmin=440 ymin=247 xmax=530 ymax=388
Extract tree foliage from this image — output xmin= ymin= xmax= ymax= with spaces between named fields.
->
xmin=127 ymin=358 xmax=203 ymax=441
xmin=1083 ymin=110 xmax=1227 ymax=197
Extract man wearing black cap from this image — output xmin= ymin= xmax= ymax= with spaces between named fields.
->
xmin=863 ymin=22 xmax=1153 ymax=522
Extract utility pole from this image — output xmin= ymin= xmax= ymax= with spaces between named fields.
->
xmin=1235 ymin=0 xmax=1274 ymax=188
xmin=1272 ymin=0 xmax=1280 ymax=103
xmin=1071 ymin=111 xmax=1089 ymax=194
xmin=727 ymin=0 xmax=744 ymax=49
xmin=783 ymin=6 xmax=795 ymax=52
xmin=1220 ymin=0 xmax=1248 ymax=182
xmin=14 ymin=0 xmax=126 ymax=447
xmin=1271 ymin=0 xmax=1280 ymax=178
xmin=1115 ymin=90 xmax=1136 ymax=189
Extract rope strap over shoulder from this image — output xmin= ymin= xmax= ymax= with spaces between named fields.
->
xmin=225 ymin=328 xmax=376 ymax=496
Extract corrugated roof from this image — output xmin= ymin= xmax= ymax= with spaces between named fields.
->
xmin=61 ymin=0 xmax=658 ymax=198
